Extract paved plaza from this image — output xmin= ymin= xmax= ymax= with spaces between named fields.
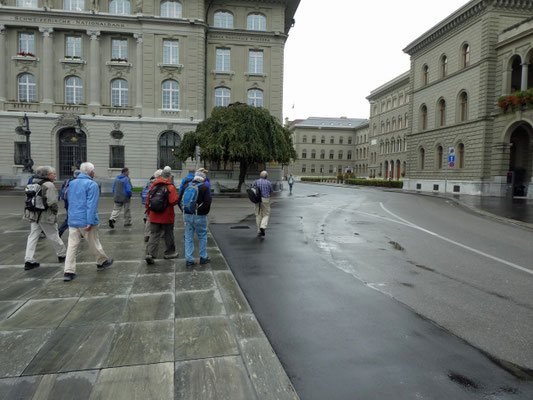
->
xmin=0 ymin=199 xmax=298 ymax=400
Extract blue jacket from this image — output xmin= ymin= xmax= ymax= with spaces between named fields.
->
xmin=179 ymin=173 xmax=195 ymax=194
xmin=112 ymin=174 xmax=133 ymax=203
xmin=66 ymin=173 xmax=100 ymax=227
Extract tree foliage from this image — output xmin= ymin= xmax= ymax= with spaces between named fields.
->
xmin=177 ymin=103 xmax=297 ymax=188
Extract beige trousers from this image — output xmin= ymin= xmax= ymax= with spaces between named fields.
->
xmin=254 ymin=197 xmax=271 ymax=232
xmin=64 ymin=226 xmax=108 ymax=274
xmin=110 ymin=201 xmax=132 ymax=225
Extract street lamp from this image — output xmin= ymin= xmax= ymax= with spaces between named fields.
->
xmin=74 ymin=116 xmax=83 ymax=169
xmin=16 ymin=114 xmax=33 ymax=173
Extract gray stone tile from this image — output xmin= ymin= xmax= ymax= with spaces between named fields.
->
xmin=240 ymin=338 xmax=299 ymax=400
xmin=176 ymin=271 xmax=215 ymax=291
xmin=0 ymin=375 xmax=42 ymax=399
xmin=131 ymin=273 xmax=174 ymax=294
xmin=60 ymin=296 xmax=127 ymax=327
xmin=106 ymin=320 xmax=174 ymax=367
xmin=175 ymin=356 xmax=256 ymax=400
xmin=138 ymin=260 xmax=175 ymax=275
xmin=175 ymin=316 xmax=238 ymax=361
xmin=230 ymin=313 xmax=263 ymax=339
xmin=89 ymin=363 xmax=174 ymax=400
xmin=23 ymin=265 xmax=63 ymax=280
xmin=0 ymin=298 xmax=78 ymax=330
xmin=83 ymin=275 xmax=135 ymax=297
xmin=207 ymin=254 xmax=230 ymax=271
xmin=0 ymin=329 xmax=53 ymax=378
xmin=121 ymin=293 xmax=174 ymax=322
xmin=0 ymin=266 xmax=24 ymax=281
xmin=0 ymin=301 xmax=23 ymax=321
xmin=23 ymin=324 xmax=115 ymax=375
xmin=0 ymin=278 xmax=47 ymax=300
xmin=175 ymin=259 xmax=210 ymax=272
xmin=175 ymin=290 xmax=224 ymax=318
xmin=32 ymin=277 xmax=91 ymax=299
xmin=215 ymin=271 xmax=252 ymax=314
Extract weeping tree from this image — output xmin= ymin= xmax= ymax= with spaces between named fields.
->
xmin=177 ymin=102 xmax=297 ymax=190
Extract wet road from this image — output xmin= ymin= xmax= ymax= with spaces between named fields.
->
xmin=210 ymin=183 xmax=533 ymax=400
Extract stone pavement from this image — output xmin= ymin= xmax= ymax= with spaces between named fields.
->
xmin=0 ymin=200 xmax=299 ymax=400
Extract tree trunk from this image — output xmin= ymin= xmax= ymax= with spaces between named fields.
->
xmin=238 ymin=159 xmax=247 ymax=191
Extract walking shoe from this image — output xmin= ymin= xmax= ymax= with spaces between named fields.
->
xmin=24 ymin=261 xmax=40 ymax=271
xmin=58 ymin=256 xmax=66 ymax=263
xmin=257 ymin=231 xmax=262 ymax=237
xmin=144 ymin=236 xmax=150 ymax=243
xmin=124 ymin=223 xmax=132 ymax=227
xmin=63 ymin=273 xmax=76 ymax=282
xmin=145 ymin=254 xmax=155 ymax=265
xmin=260 ymin=228 xmax=266 ymax=237
xmin=97 ymin=258 xmax=114 ymax=271
xmin=39 ymin=231 xmax=46 ymax=239
xmin=108 ymin=219 xmax=115 ymax=229
xmin=200 ymin=257 xmax=210 ymax=265
xmin=163 ymin=253 xmax=179 ymax=259
xmin=186 ymin=260 xmax=196 ymax=268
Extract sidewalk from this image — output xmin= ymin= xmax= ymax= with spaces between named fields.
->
xmin=0 ymin=201 xmax=298 ymax=400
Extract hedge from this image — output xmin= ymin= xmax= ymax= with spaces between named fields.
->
xmin=301 ymin=177 xmax=403 ymax=188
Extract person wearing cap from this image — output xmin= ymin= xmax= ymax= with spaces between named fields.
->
xmin=58 ymin=169 xmax=80 ymax=238
xmin=177 ymin=170 xmax=212 ymax=267
xmin=109 ymin=167 xmax=133 ymax=228
xmin=144 ymin=166 xmax=179 ymax=264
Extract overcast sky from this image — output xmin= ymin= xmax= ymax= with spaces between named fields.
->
xmin=282 ymin=0 xmax=469 ymax=122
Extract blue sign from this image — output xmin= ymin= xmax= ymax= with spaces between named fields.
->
xmin=448 ymin=155 xmax=455 ymax=162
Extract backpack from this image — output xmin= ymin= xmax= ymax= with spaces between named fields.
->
xmin=141 ymin=179 xmax=153 ymax=205
xmin=247 ymin=184 xmax=262 ymax=204
xmin=181 ymin=182 xmax=203 ymax=214
xmin=148 ymin=183 xmax=169 ymax=212
xmin=59 ymin=179 xmax=70 ymax=201
xmin=25 ymin=183 xmax=47 ymax=212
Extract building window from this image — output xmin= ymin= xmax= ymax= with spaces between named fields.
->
xmin=302 ymin=165 xmax=306 ymax=173
xmin=18 ymin=73 xmax=36 ymax=102
xmin=441 ymin=55 xmax=448 ymax=77
xmin=248 ymin=89 xmax=263 ymax=107
xmin=163 ymin=40 xmax=179 ymax=64
xmin=347 ymin=151 xmax=352 ymax=160
xmin=247 ymin=13 xmax=266 ymax=31
xmin=321 ymin=136 xmax=325 ymax=144
xmin=216 ymin=48 xmax=230 ymax=72
xmin=329 ymin=165 xmax=334 ymax=173
xmin=161 ymin=1 xmax=182 ymax=18
xmin=158 ymin=131 xmax=181 ymax=170
xmin=437 ymin=146 xmax=443 ymax=169
xmin=214 ymin=11 xmax=234 ymax=28
xmin=392 ymin=119 xmax=396 ymax=131
xmin=348 ymin=136 xmax=352 ymax=145
xmin=17 ymin=0 xmax=37 ymax=7
xmin=398 ymin=117 xmax=403 ymax=129
xmin=458 ymin=143 xmax=465 ymax=168
xmin=330 ymin=136 xmax=334 ymax=144
xmin=110 ymin=0 xmax=130 ymax=14
xmin=249 ymin=51 xmax=263 ymax=74
xmin=386 ymin=120 xmax=390 ymax=132
xmin=338 ymin=151 xmax=343 ymax=160
xmin=162 ymin=79 xmax=179 ymax=110
xmin=19 ymin=33 xmax=35 ymax=54
xmin=214 ymin=87 xmax=230 ymax=107
xmin=439 ymin=99 xmax=446 ymax=127
xmin=65 ymin=76 xmax=83 ymax=104
xmin=320 ymin=150 xmax=325 ymax=159
xmin=329 ymin=150 xmax=334 ymax=160
xmin=311 ymin=165 xmax=315 ymax=173
xmin=302 ymin=135 xmax=307 ymax=143
xmin=109 ymin=145 xmax=125 ymax=168
xmin=311 ymin=149 xmax=316 ymax=159
xmin=301 ymin=149 xmax=307 ymax=159
xmin=112 ymin=39 xmax=128 ymax=60
xmin=419 ymin=148 xmax=425 ymax=170
xmin=423 ymin=65 xmax=429 ymax=85
xmin=311 ymin=136 xmax=316 ymax=144
xmin=399 ymin=94 xmax=404 ymax=105
xmin=462 ymin=44 xmax=470 ymax=68
xmin=65 ymin=36 xmax=81 ymax=58
xmin=64 ymin=0 xmax=84 ymax=11
xmin=420 ymin=105 xmax=427 ymax=130
xmin=14 ymin=142 xmax=27 ymax=165
xmin=339 ymin=136 xmax=343 ymax=144
xmin=460 ymin=92 xmax=468 ymax=121
xmin=111 ymin=79 xmax=128 ymax=107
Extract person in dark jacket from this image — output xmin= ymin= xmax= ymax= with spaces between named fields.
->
xmin=109 ymin=167 xmax=133 ymax=228
xmin=177 ymin=171 xmax=212 ymax=267
xmin=144 ymin=167 xmax=179 ymax=264
xmin=58 ymin=169 xmax=80 ymax=237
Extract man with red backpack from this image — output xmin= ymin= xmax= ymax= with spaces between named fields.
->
xmin=144 ymin=167 xmax=179 ymax=264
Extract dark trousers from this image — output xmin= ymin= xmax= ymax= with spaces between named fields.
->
xmin=146 ymin=222 xmax=175 ymax=257
xmin=58 ymin=217 xmax=69 ymax=237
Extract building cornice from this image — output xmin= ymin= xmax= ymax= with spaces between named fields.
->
xmin=367 ymin=71 xmax=410 ymax=100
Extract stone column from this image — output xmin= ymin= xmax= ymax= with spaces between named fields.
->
xmin=87 ymin=30 xmax=101 ymax=106
xmin=521 ymin=63 xmax=529 ymax=91
xmin=133 ymin=33 xmax=143 ymax=109
xmin=0 ymin=25 xmax=6 ymax=102
xmin=39 ymin=27 xmax=54 ymax=104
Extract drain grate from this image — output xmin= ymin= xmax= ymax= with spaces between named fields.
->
xmin=230 ymin=226 xmax=250 ymax=229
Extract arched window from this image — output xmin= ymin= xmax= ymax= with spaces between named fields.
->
xmin=398 ymin=138 xmax=402 ymax=152
xmin=386 ymin=120 xmax=390 ymax=132
xmin=338 ymin=150 xmax=343 ymax=160
xmin=459 ymin=92 xmax=468 ymax=122
xmin=462 ymin=44 xmax=470 ymax=68
xmin=392 ymin=118 xmax=396 ymax=131
xmin=380 ymin=141 xmax=383 ymax=154
xmin=214 ymin=11 xmax=234 ymax=28
xmin=320 ymin=150 xmax=325 ymax=159
xmin=329 ymin=150 xmax=334 ymax=159
xmin=398 ymin=117 xmax=403 ymax=129
xmin=439 ymin=99 xmax=446 ymax=127
xmin=347 ymin=150 xmax=352 ymax=160
xmin=419 ymin=148 xmax=425 ymax=170
xmin=381 ymin=123 xmax=385 ymax=134
xmin=420 ymin=105 xmax=428 ymax=130
xmin=111 ymin=79 xmax=128 ymax=107
xmin=311 ymin=149 xmax=316 ymax=159
xmin=158 ymin=131 xmax=181 ymax=170
xmin=423 ymin=65 xmax=429 ymax=85
xmin=385 ymin=140 xmax=390 ymax=153
xmin=247 ymin=13 xmax=266 ymax=31
xmin=110 ymin=0 xmax=130 ymax=15
xmin=437 ymin=146 xmax=443 ymax=169
xmin=510 ymin=55 xmax=522 ymax=92
xmin=311 ymin=135 xmax=316 ymax=144
xmin=64 ymin=0 xmax=84 ymax=11
xmin=162 ymin=79 xmax=179 ymax=109
xmin=247 ymin=89 xmax=263 ymax=107
xmin=441 ymin=55 xmax=448 ymax=77
xmin=65 ymin=76 xmax=83 ymax=104
xmin=17 ymin=0 xmax=37 ymax=7
xmin=302 ymin=135 xmax=307 ymax=144
xmin=301 ymin=149 xmax=307 ymax=159
xmin=214 ymin=87 xmax=230 ymax=107
xmin=161 ymin=1 xmax=182 ymax=18
xmin=18 ymin=73 xmax=36 ymax=102
xmin=458 ymin=143 xmax=465 ymax=168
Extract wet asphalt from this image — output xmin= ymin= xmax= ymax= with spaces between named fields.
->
xmin=210 ymin=183 xmax=533 ymax=400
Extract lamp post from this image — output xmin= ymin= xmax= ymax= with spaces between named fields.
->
xmin=18 ymin=114 xmax=33 ymax=173
xmin=74 ymin=116 xmax=83 ymax=169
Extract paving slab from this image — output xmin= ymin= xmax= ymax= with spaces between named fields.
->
xmin=121 ymin=293 xmax=174 ymax=322
xmin=0 ymin=278 xmax=47 ymax=300
xmin=83 ymin=275 xmax=136 ymax=297
xmin=215 ymin=271 xmax=252 ymax=314
xmin=60 ymin=296 xmax=127 ymax=327
xmin=131 ymin=273 xmax=174 ymax=294
xmin=174 ymin=289 xmax=225 ymax=318
xmin=0 ymin=329 xmax=53 ymax=378
xmin=176 ymin=271 xmax=216 ymax=291
xmin=0 ymin=300 xmax=23 ymax=321
xmin=32 ymin=277 xmax=91 ymax=299
xmin=230 ymin=313 xmax=264 ymax=339
xmin=0 ymin=298 xmax=78 ymax=330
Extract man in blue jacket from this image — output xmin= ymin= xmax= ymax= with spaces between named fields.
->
xmin=63 ymin=162 xmax=113 ymax=281
xmin=109 ymin=167 xmax=133 ymax=228
xmin=179 ymin=169 xmax=195 ymax=194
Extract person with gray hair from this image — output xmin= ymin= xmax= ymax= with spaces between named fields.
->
xmin=253 ymin=170 xmax=274 ymax=237
xmin=58 ymin=169 xmax=80 ymax=238
xmin=23 ymin=166 xmax=66 ymax=270
xmin=63 ymin=162 xmax=113 ymax=281
xmin=109 ymin=167 xmax=133 ymax=229
xmin=142 ymin=169 xmax=163 ymax=242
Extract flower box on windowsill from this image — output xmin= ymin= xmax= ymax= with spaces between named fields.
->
xmin=211 ymin=70 xmax=235 ymax=76
xmin=53 ymin=104 xmax=88 ymax=114
xmin=5 ymin=101 xmax=39 ymax=112
xmin=12 ymin=55 xmax=39 ymax=62
xmin=100 ymin=105 xmax=134 ymax=116
xmin=106 ymin=61 xmax=132 ymax=67
xmin=60 ymin=58 xmax=87 ymax=64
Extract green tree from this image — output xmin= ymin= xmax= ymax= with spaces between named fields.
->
xmin=177 ymin=102 xmax=297 ymax=190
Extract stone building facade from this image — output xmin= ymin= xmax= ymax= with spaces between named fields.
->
xmin=0 ymin=0 xmax=299 ymax=186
